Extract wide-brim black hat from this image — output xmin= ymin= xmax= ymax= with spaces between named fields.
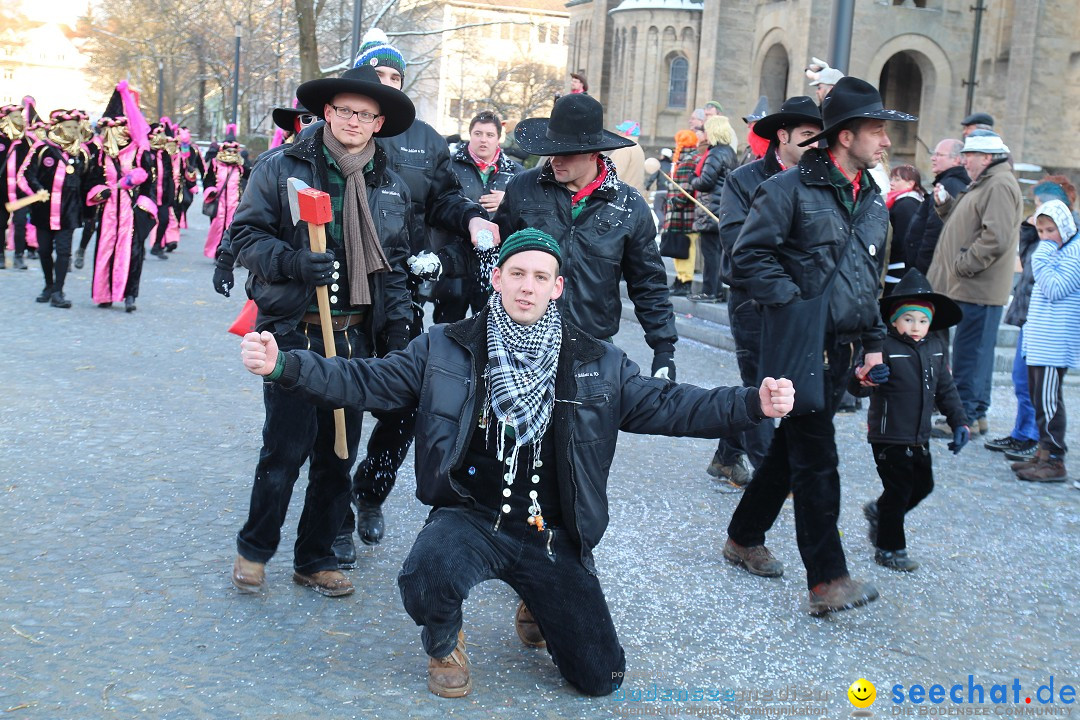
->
xmin=880 ymin=268 xmax=962 ymax=331
xmin=295 ymin=65 xmax=415 ymax=138
xmin=752 ymin=96 xmax=822 ymax=142
xmin=514 ymin=94 xmax=635 ymax=157
xmin=799 ymin=76 xmax=917 ymax=147
xmin=272 ymin=104 xmax=313 ymax=133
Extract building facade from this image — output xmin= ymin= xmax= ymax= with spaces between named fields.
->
xmin=567 ymin=0 xmax=1080 ymax=174
xmin=401 ymin=0 xmax=570 ymax=137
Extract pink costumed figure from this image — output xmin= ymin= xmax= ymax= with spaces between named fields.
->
xmin=85 ymin=82 xmax=157 ymax=309
xmin=203 ymin=124 xmax=245 ymax=258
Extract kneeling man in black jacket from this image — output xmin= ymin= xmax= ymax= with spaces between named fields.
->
xmin=240 ymin=229 xmax=794 ymax=698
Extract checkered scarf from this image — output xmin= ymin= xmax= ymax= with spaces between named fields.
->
xmin=486 ymin=292 xmax=562 ymax=447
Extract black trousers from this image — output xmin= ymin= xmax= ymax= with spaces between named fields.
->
xmin=727 ymin=343 xmax=854 ymax=588
xmin=36 ymin=227 xmax=73 ymax=293
xmin=697 ymin=230 xmax=722 ymax=297
xmin=123 ymin=232 xmax=147 ymax=299
xmin=78 ymin=212 xmax=98 ymax=252
xmin=1028 ymin=365 xmax=1068 ymax=456
xmin=236 ymin=322 xmax=371 ymax=573
xmin=872 ymin=443 xmax=933 ymax=551
xmin=345 ymin=303 xmax=424 ymax=527
xmin=153 ymin=203 xmax=170 ymax=251
xmin=398 ymin=506 xmax=625 ymax=696
xmin=713 ymin=287 xmax=776 ymax=470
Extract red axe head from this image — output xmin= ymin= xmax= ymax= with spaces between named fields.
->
xmin=286 ymin=177 xmax=333 ymax=225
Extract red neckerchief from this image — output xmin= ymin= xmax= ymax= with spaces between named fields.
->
xmin=827 ymin=149 xmax=862 ymax=201
xmin=570 ymin=157 xmax=608 ymax=206
xmin=469 ymin=145 xmax=501 ymax=175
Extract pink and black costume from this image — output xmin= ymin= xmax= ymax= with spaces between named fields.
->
xmin=0 ymin=103 xmax=33 ymax=269
xmin=22 ymin=109 xmax=94 ymax=307
xmin=202 ymin=126 xmax=245 ymax=259
xmin=85 ymin=82 xmax=158 ymax=312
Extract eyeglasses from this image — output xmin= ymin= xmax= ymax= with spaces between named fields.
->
xmin=330 ymin=105 xmax=381 ymax=124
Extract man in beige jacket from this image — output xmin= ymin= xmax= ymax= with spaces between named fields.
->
xmin=927 ymin=130 xmax=1023 ymax=436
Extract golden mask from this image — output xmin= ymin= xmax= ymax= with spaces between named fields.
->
xmin=101 ymin=124 xmax=131 ymax=158
xmin=217 ymin=147 xmax=242 ymax=165
xmin=0 ymin=110 xmax=25 ymax=140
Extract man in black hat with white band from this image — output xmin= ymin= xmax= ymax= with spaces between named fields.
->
xmin=706 ymin=96 xmax=822 ymax=485
xmin=228 ymin=64 xmax=417 ymax=597
xmin=493 ymin=93 xmax=678 ymax=380
xmin=724 ymin=77 xmax=916 ymax=616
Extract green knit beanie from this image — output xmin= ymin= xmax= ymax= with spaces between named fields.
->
xmin=497 ymin=228 xmax=562 ymax=267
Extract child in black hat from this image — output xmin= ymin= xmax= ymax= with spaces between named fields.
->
xmin=848 ymin=269 xmax=970 ymax=571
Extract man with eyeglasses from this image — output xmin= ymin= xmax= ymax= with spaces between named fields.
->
xmin=905 ymin=138 xmax=969 ymax=275
xmin=226 ymin=64 xmax=418 ymax=598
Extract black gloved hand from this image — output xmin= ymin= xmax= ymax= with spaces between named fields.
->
xmin=867 ymin=363 xmax=890 ymax=384
xmin=384 ymin=333 xmax=410 ymax=353
xmin=948 ymin=426 xmax=970 ymax=455
xmin=284 ymin=249 xmax=335 ymax=286
xmin=651 ymin=351 xmax=676 ymax=382
xmin=95 ymin=188 xmax=112 ymax=202
xmin=213 ymin=266 xmax=234 ymax=297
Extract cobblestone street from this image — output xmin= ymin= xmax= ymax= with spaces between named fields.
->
xmin=1 ymin=211 xmax=1077 ymax=719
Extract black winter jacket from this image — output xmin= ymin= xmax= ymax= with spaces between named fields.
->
xmin=231 ymin=128 xmax=412 ymax=338
xmin=848 ymin=330 xmax=967 ymax=444
xmin=717 ymin=151 xmax=783 ymax=286
xmin=24 ymin=140 xmax=93 ymax=231
xmin=905 ymin=165 xmax=969 ymax=275
xmin=731 ymin=149 xmax=889 ymax=352
xmin=272 ymin=308 xmax=764 ymax=572
xmin=691 ymin=143 xmax=737 ymax=233
xmin=494 ymin=158 xmax=676 ymax=351
xmin=1003 ymin=222 xmax=1040 ymax=327
xmin=378 ymin=119 xmax=485 ymax=254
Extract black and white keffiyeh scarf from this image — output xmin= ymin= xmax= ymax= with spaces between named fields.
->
xmin=485 ymin=292 xmax=562 ymax=449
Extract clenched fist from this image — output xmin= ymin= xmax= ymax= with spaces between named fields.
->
xmin=758 ymin=377 xmax=795 ymax=419
xmin=241 ymin=331 xmax=280 ymax=376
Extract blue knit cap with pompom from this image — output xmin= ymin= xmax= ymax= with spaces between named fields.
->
xmin=353 ymin=28 xmax=406 ymax=80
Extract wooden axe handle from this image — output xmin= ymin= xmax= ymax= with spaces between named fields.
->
xmin=660 ymin=170 xmax=719 ymax=224
xmin=308 ymin=222 xmax=349 ymax=460
xmin=4 ymin=190 xmax=49 ymax=213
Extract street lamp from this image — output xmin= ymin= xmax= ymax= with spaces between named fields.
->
xmin=157 ymin=60 xmax=164 ymax=119
xmin=349 ymin=0 xmax=364 ymax=65
xmin=231 ymin=21 xmax=242 ymax=128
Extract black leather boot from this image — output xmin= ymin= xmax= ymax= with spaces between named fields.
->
xmin=74 ymin=247 xmax=85 ymax=269
xmin=355 ymin=499 xmax=385 ymax=546
xmin=50 ymin=291 xmax=72 ymax=308
xmin=125 ymin=295 xmax=137 ymax=313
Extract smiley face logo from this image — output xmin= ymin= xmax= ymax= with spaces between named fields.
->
xmin=848 ymin=678 xmax=876 ymax=709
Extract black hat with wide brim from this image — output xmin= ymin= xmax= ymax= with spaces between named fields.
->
xmin=295 ymin=64 xmax=415 ymax=138
xmin=514 ymin=94 xmax=636 ymax=157
xmin=799 ymin=76 xmax=917 ymax=147
xmin=272 ymin=104 xmax=314 ymax=133
xmin=751 ymin=96 xmax=822 ymax=143
xmin=879 ymin=268 xmax=963 ymax=331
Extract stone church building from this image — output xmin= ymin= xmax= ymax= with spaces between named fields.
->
xmin=566 ymin=0 xmax=1080 ymax=174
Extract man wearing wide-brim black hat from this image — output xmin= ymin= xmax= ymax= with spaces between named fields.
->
xmin=227 ymin=63 xmax=418 ymax=599
xmin=724 ymin=76 xmax=917 ymax=616
xmin=271 ymin=104 xmax=317 ymax=140
xmin=703 ymin=96 xmax=823 ymax=490
xmin=493 ymin=93 xmax=679 ymax=381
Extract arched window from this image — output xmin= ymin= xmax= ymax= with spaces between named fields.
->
xmin=668 ymin=56 xmax=688 ymax=108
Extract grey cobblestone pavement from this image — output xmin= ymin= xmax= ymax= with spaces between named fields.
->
xmin=1 ymin=211 xmax=1078 ymax=719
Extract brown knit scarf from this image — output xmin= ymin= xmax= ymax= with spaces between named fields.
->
xmin=322 ymin=130 xmax=390 ymax=306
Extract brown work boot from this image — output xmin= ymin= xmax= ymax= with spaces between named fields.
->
xmin=808 ymin=576 xmax=879 ymax=617
xmin=292 ymin=569 xmax=354 ymax=597
xmin=514 ymin=601 xmax=546 ymax=648
xmin=1016 ymin=455 xmax=1068 ymax=483
xmin=1011 ymin=447 xmax=1048 ymax=473
xmin=232 ymin=555 xmax=266 ymax=594
xmin=723 ymin=538 xmax=784 ymax=577
xmin=428 ymin=630 xmax=471 ymax=698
